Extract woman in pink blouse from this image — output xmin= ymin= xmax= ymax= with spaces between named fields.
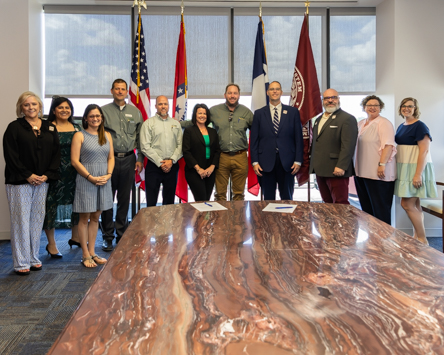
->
xmin=354 ymin=95 xmax=396 ymax=225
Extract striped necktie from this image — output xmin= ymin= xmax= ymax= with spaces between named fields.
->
xmin=273 ymin=107 xmax=279 ymax=134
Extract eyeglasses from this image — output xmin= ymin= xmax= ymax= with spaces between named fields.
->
xmin=323 ymin=96 xmax=338 ymax=101
xmin=401 ymin=105 xmax=415 ymax=109
xmin=87 ymin=115 xmax=102 ymax=119
xmin=268 ymin=88 xmax=281 ymax=92
xmin=228 ymin=112 xmax=233 ymax=122
xmin=365 ymin=105 xmax=380 ymax=108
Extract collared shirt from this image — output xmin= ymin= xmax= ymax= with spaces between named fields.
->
xmin=101 ymin=102 xmax=144 ymax=162
xmin=209 ymin=103 xmax=254 ymax=152
xmin=140 ymin=114 xmax=183 ymax=167
xmin=269 ymin=102 xmax=282 ymax=122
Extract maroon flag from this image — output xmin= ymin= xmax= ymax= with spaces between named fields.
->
xmin=172 ymin=14 xmax=188 ymax=203
xmin=289 ymin=13 xmax=322 ymax=186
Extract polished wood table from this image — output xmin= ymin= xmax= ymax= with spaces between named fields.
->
xmin=48 ymin=201 xmax=444 ymax=354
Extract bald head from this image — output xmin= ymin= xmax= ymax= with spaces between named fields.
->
xmin=155 ymin=95 xmax=169 ymax=119
xmin=322 ymin=88 xmax=340 ymax=113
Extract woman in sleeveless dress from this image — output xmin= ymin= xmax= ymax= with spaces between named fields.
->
xmin=43 ymin=97 xmax=81 ymax=258
xmin=71 ymin=104 xmax=115 ymax=267
xmin=394 ymin=97 xmax=437 ymax=245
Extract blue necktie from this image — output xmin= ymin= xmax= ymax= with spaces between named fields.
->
xmin=273 ymin=107 xmax=279 ymax=134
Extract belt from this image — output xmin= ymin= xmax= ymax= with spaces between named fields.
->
xmin=114 ymin=150 xmax=134 ymax=158
xmin=221 ymin=150 xmax=247 ymax=156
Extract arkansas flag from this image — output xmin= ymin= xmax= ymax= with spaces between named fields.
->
xmin=248 ymin=18 xmax=269 ymax=196
xmin=129 ymin=13 xmax=151 ymax=190
xmin=289 ymin=13 xmax=322 ymax=186
xmin=172 ymin=13 xmax=188 ymax=202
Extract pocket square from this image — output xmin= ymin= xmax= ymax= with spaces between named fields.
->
xmin=330 ymin=126 xmax=338 ymax=128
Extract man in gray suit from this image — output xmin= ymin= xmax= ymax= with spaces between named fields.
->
xmin=309 ymin=88 xmax=358 ymax=204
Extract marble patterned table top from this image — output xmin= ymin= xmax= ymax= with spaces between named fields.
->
xmin=48 ymin=201 xmax=444 ymax=354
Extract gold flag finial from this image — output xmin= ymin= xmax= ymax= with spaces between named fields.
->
xmin=259 ymin=1 xmax=262 ymax=18
xmin=132 ymin=0 xmax=147 ymax=14
xmin=181 ymin=0 xmax=184 ymax=15
xmin=305 ymin=0 xmax=310 ymax=15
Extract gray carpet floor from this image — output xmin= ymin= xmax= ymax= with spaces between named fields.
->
xmin=0 ymin=229 xmax=442 ymax=355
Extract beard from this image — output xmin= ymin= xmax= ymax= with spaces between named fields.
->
xmin=324 ymin=102 xmax=340 ymax=113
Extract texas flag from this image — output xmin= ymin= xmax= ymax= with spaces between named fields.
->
xmin=248 ymin=18 xmax=269 ymax=196
xmin=172 ymin=13 xmax=188 ymax=202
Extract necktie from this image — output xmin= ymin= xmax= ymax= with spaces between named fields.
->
xmin=273 ymin=107 xmax=279 ymax=134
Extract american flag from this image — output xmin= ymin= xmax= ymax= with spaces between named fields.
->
xmin=129 ymin=13 xmax=151 ymax=189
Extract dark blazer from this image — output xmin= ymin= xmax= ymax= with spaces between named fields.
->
xmin=182 ymin=125 xmax=221 ymax=171
xmin=250 ymin=104 xmax=303 ymax=173
xmin=309 ymin=108 xmax=358 ymax=178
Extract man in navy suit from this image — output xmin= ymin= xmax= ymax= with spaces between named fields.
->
xmin=250 ymin=81 xmax=303 ymax=200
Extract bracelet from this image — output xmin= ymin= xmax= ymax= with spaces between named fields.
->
xmin=86 ymin=174 xmax=91 ymax=180
xmin=378 ymin=162 xmax=386 ymax=166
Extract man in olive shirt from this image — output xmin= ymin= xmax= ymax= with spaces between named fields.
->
xmin=181 ymin=84 xmax=253 ymax=200
xmin=101 ymin=79 xmax=144 ymax=251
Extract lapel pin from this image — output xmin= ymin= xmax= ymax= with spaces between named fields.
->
xmin=283 ymin=110 xmax=287 ymax=114
xmin=332 ymin=115 xmax=336 ymax=119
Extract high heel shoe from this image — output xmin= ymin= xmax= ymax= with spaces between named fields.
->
xmin=46 ymin=245 xmax=63 ymax=258
xmin=68 ymin=239 xmax=81 ymax=248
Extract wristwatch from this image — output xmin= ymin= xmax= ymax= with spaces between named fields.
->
xmin=378 ymin=162 xmax=386 ymax=166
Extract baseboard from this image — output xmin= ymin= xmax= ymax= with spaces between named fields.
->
xmin=398 ymin=228 xmax=442 ymax=238
xmin=0 ymin=231 xmax=10 ymax=240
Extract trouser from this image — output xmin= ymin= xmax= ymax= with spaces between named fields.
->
xmin=215 ymin=151 xmax=248 ymax=201
xmin=259 ymin=152 xmax=295 ymax=200
xmin=185 ymin=168 xmax=216 ymax=202
xmin=6 ymin=183 xmax=48 ymax=271
xmin=316 ymin=175 xmax=350 ymax=204
xmin=145 ymin=160 xmax=179 ymax=207
xmin=101 ymin=153 xmax=135 ymax=241
xmin=354 ymin=176 xmax=395 ymax=225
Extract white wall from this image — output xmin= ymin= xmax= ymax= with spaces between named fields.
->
xmin=0 ymin=0 xmax=44 ymax=240
xmin=377 ymin=0 xmax=444 ymax=236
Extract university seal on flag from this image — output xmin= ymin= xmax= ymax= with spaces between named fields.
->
xmin=289 ymin=66 xmax=305 ymax=111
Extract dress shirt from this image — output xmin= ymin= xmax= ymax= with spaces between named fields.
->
xmin=269 ymin=103 xmax=282 ymax=122
xmin=140 ymin=114 xmax=183 ymax=167
xmin=101 ymin=102 xmax=144 ymax=163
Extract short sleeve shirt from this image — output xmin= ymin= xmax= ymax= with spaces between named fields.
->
xmin=395 ymin=120 xmax=432 ymax=145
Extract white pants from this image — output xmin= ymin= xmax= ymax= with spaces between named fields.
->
xmin=6 ymin=183 xmax=48 ymax=271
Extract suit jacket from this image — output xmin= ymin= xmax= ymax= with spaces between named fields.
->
xmin=250 ymin=104 xmax=303 ymax=173
xmin=182 ymin=125 xmax=221 ymax=171
xmin=309 ymin=108 xmax=358 ymax=177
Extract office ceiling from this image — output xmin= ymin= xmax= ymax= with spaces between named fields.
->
xmin=41 ymin=0 xmax=386 ymax=7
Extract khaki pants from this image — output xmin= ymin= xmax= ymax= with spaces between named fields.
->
xmin=215 ymin=151 xmax=248 ymax=201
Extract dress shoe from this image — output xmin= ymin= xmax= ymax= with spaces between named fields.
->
xmin=102 ymin=239 xmax=114 ymax=251
xmin=68 ymin=239 xmax=81 ymax=248
xmin=116 ymin=236 xmax=121 ymax=244
xmin=46 ymin=245 xmax=63 ymax=258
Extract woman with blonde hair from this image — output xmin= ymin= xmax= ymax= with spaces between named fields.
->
xmin=3 ymin=91 xmax=60 ymax=275
xmin=71 ymin=104 xmax=114 ymax=267
xmin=394 ymin=97 xmax=437 ymax=244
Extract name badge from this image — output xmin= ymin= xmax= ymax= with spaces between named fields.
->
xmin=125 ymin=114 xmax=133 ymax=117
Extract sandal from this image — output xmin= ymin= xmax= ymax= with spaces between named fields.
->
xmin=30 ymin=264 xmax=42 ymax=271
xmin=14 ymin=269 xmax=30 ymax=275
xmin=81 ymin=256 xmax=97 ymax=268
xmin=91 ymin=255 xmax=107 ymax=265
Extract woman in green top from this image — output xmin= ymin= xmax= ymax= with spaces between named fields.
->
xmin=182 ymin=104 xmax=221 ymax=201
xmin=43 ymin=97 xmax=81 ymax=257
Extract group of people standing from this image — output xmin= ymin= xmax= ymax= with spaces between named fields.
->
xmin=3 ymin=79 xmax=437 ymax=275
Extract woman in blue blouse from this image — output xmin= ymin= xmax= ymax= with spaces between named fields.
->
xmin=182 ymin=104 xmax=220 ymax=201
xmin=394 ymin=97 xmax=437 ymax=244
